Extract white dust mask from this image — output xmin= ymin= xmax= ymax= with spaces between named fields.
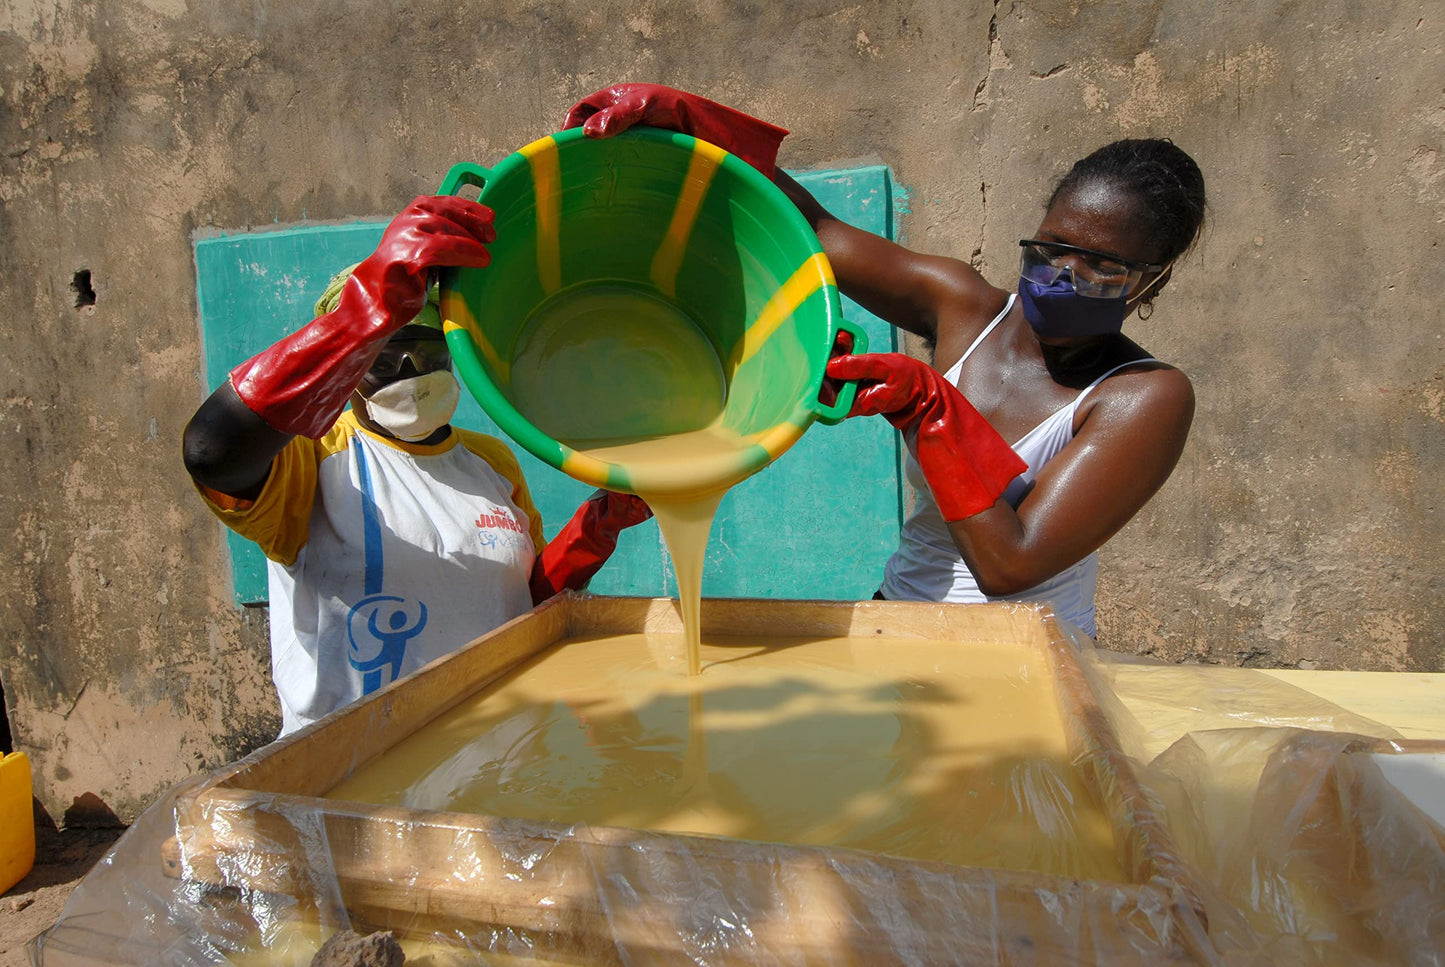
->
xmin=362 ymin=370 xmax=460 ymax=442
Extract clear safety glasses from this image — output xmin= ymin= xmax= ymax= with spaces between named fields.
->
xmin=1018 ymin=240 xmax=1167 ymax=299
xmin=369 ymin=339 xmax=453 ymax=379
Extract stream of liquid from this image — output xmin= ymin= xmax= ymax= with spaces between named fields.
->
xmin=509 ymin=284 xmax=744 ymax=676
xmin=574 ymin=427 xmax=746 ymax=676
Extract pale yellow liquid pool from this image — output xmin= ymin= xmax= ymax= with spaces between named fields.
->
xmin=328 ymin=632 xmax=1125 ymax=880
xmin=508 ymin=284 xmax=727 ymax=445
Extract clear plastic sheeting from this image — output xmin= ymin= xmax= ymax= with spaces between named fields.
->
xmin=1082 ymin=647 xmax=1445 ymax=967
xmin=1081 ymin=649 xmax=1404 ymax=763
xmin=1145 ymin=729 xmax=1445 ymax=966
xmin=26 ymin=597 xmax=1445 ymax=966
xmin=32 ymin=781 xmax=1205 ymax=966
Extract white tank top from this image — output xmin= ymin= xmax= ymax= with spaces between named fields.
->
xmin=879 ymin=294 xmax=1154 ymax=637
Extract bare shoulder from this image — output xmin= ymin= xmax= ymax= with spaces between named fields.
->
xmin=923 ymin=255 xmax=1007 ymax=317
xmin=926 ymin=264 xmax=1012 ymax=368
xmin=1085 ymin=361 xmax=1195 ymax=435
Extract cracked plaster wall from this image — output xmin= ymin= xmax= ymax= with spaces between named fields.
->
xmin=0 ymin=0 xmax=1439 ymax=821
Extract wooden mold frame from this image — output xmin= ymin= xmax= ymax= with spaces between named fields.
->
xmin=166 ymin=596 xmax=1213 ymax=965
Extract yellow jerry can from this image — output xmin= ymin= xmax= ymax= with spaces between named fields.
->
xmin=0 ymin=751 xmax=35 ymax=894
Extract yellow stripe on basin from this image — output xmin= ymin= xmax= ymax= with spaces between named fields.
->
xmin=442 ymin=302 xmax=508 ymax=383
xmin=731 ymin=253 xmax=835 ymax=369
xmin=560 ymin=449 xmax=616 ymax=490
xmin=747 ymin=414 xmax=809 ymax=462
xmin=520 ymin=135 xmax=562 ymax=295
xmin=651 ymin=140 xmax=727 ymax=299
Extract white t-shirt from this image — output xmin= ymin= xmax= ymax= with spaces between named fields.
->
xmin=199 ymin=410 xmax=544 ymax=735
xmin=880 ymin=296 xmax=1154 ymax=637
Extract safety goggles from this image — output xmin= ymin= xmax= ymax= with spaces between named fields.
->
xmin=1018 ymin=240 xmax=1167 ymax=299
xmin=368 ymin=339 xmax=452 ymax=379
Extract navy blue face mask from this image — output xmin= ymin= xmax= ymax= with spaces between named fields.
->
xmin=1018 ymin=274 xmax=1128 ymax=339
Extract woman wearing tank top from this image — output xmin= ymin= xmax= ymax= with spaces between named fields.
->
xmin=560 ymin=87 xmax=1207 ymax=639
xmin=779 ymin=141 xmax=1208 ymax=638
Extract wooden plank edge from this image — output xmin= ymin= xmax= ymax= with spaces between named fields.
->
xmin=1042 ymin=610 xmax=1214 ymax=959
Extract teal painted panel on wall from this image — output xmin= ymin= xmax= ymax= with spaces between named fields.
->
xmin=194 ymin=166 xmax=903 ymax=606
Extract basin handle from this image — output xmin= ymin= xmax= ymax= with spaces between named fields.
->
xmin=813 ymin=317 xmax=869 ymax=425
xmin=437 ymin=162 xmax=493 ymax=197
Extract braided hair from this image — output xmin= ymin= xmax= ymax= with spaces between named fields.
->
xmin=1049 ymin=139 xmax=1207 ymax=263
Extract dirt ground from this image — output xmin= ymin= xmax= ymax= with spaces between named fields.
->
xmin=0 ymin=821 xmax=125 ymax=967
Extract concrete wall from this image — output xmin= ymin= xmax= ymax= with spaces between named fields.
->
xmin=0 ymin=0 xmax=1439 ymax=822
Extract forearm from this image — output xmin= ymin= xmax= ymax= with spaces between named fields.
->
xmin=182 ymin=380 xmax=293 ymax=500
xmin=947 ymin=375 xmax=1197 ymax=596
xmin=936 ymin=505 xmax=1063 ymax=595
xmin=946 ymin=476 xmax=1187 ymax=598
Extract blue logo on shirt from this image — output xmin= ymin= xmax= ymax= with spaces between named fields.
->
xmin=347 ymin=594 xmax=428 ymax=694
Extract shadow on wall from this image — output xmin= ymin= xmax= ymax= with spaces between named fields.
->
xmin=55 ymin=792 xmax=125 ymax=830
xmin=3 ymin=671 xmax=124 ymax=833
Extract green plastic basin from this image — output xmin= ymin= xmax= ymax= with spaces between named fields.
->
xmin=437 ymin=127 xmax=864 ymax=497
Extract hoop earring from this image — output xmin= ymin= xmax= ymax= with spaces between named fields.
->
xmin=1137 ymin=300 xmax=1154 ymax=321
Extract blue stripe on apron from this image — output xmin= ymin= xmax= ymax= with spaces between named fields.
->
xmin=355 ymin=443 xmax=385 ymax=596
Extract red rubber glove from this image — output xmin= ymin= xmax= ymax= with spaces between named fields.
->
xmin=229 ymin=196 xmax=496 ymax=438
xmin=826 ymin=353 xmax=1027 ymax=522
xmin=562 ymin=83 xmax=789 ymax=178
xmin=530 ymin=490 xmax=654 ymax=604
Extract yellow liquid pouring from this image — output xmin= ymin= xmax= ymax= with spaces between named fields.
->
xmin=575 ymin=426 xmax=749 ymax=676
xmin=508 ymin=285 xmax=750 ymax=675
